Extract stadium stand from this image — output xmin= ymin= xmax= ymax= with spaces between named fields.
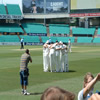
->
xmin=41 ymin=36 xmax=49 ymax=43
xmin=21 ymin=23 xmax=47 ymax=36
xmin=0 ymin=4 xmax=7 ymax=15
xmin=49 ymin=24 xmax=70 ymax=35
xmin=57 ymin=37 xmax=75 ymax=43
xmin=20 ymin=35 xmax=40 ymax=43
xmin=97 ymin=28 xmax=100 ymax=35
xmin=0 ymin=23 xmax=24 ymax=33
xmin=0 ymin=35 xmax=40 ymax=44
xmin=0 ymin=35 xmax=19 ymax=42
xmin=6 ymin=4 xmax=22 ymax=15
xmin=50 ymin=36 xmax=58 ymax=42
xmin=41 ymin=36 xmax=75 ymax=43
xmin=93 ymin=37 xmax=100 ymax=43
xmin=77 ymin=37 xmax=93 ymax=43
xmin=72 ymin=27 xmax=95 ymax=36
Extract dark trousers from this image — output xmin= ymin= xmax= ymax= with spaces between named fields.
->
xmin=21 ymin=42 xmax=24 ymax=49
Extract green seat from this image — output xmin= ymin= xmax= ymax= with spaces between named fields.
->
xmin=22 ymin=23 xmax=47 ymax=35
xmin=50 ymin=36 xmax=57 ymax=42
xmin=0 ymin=4 xmax=6 ymax=14
xmin=57 ymin=37 xmax=75 ymax=43
xmin=20 ymin=35 xmax=40 ymax=43
xmin=97 ymin=28 xmax=100 ymax=34
xmin=77 ymin=37 xmax=93 ymax=43
xmin=49 ymin=24 xmax=70 ymax=34
xmin=0 ymin=35 xmax=19 ymax=42
xmin=41 ymin=36 xmax=49 ymax=43
xmin=72 ymin=27 xmax=95 ymax=35
xmin=7 ymin=4 xmax=22 ymax=15
xmin=93 ymin=38 xmax=100 ymax=43
xmin=0 ymin=23 xmax=24 ymax=33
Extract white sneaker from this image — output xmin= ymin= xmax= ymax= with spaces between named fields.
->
xmin=24 ymin=92 xmax=30 ymax=95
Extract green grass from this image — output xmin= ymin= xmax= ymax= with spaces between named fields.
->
xmin=0 ymin=45 xmax=100 ymax=100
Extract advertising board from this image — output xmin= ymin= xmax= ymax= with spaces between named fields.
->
xmin=23 ymin=0 xmax=69 ymax=13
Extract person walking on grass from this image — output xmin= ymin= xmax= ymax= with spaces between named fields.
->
xmin=20 ymin=49 xmax=32 ymax=95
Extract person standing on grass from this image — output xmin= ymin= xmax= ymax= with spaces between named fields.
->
xmin=78 ymin=72 xmax=100 ymax=100
xmin=20 ymin=38 xmax=24 ymax=49
xmin=43 ymin=40 xmax=50 ymax=72
xmin=49 ymin=42 xmax=56 ymax=72
xmin=20 ymin=49 xmax=32 ymax=95
xmin=55 ymin=41 xmax=61 ymax=72
xmin=60 ymin=41 xmax=69 ymax=72
xmin=68 ymin=39 xmax=72 ymax=53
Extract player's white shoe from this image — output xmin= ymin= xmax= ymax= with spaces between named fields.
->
xmin=24 ymin=92 xmax=30 ymax=95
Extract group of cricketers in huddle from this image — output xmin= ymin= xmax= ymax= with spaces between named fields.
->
xmin=43 ymin=39 xmax=71 ymax=72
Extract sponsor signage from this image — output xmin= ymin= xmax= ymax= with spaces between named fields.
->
xmin=70 ymin=13 xmax=100 ymax=17
xmin=24 ymin=42 xmax=43 ymax=45
xmin=0 ymin=15 xmax=23 ymax=19
xmin=23 ymin=0 xmax=69 ymax=13
xmin=27 ymin=33 xmax=47 ymax=36
xmin=46 ymin=0 xmax=68 ymax=13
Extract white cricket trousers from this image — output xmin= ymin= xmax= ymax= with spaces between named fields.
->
xmin=61 ymin=54 xmax=69 ymax=72
xmin=55 ymin=55 xmax=60 ymax=72
xmin=49 ymin=52 xmax=55 ymax=72
xmin=43 ymin=53 xmax=49 ymax=72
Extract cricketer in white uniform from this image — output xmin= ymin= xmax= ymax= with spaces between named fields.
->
xmin=49 ymin=42 xmax=56 ymax=72
xmin=60 ymin=41 xmax=69 ymax=72
xmin=55 ymin=41 xmax=61 ymax=72
xmin=68 ymin=39 xmax=72 ymax=53
xmin=43 ymin=40 xmax=50 ymax=72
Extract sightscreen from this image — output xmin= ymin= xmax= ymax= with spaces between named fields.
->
xmin=70 ymin=0 xmax=100 ymax=17
xmin=71 ymin=0 xmax=100 ymax=10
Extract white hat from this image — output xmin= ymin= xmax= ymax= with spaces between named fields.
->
xmin=59 ymin=41 xmax=63 ymax=44
xmin=46 ymin=40 xmax=49 ymax=44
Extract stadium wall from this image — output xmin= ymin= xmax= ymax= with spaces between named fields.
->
xmin=0 ymin=42 xmax=43 ymax=45
xmin=1 ymin=42 xmax=100 ymax=46
xmin=0 ymin=42 xmax=20 ymax=45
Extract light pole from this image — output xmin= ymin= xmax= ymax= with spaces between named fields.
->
xmin=44 ymin=0 xmax=46 ymax=26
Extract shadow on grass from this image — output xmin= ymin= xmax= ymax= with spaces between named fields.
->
xmin=30 ymin=92 xmax=43 ymax=95
xmin=55 ymin=70 xmax=76 ymax=73
xmin=68 ymin=70 xmax=76 ymax=73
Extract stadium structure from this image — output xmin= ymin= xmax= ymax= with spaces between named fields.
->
xmin=0 ymin=0 xmax=100 ymax=45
